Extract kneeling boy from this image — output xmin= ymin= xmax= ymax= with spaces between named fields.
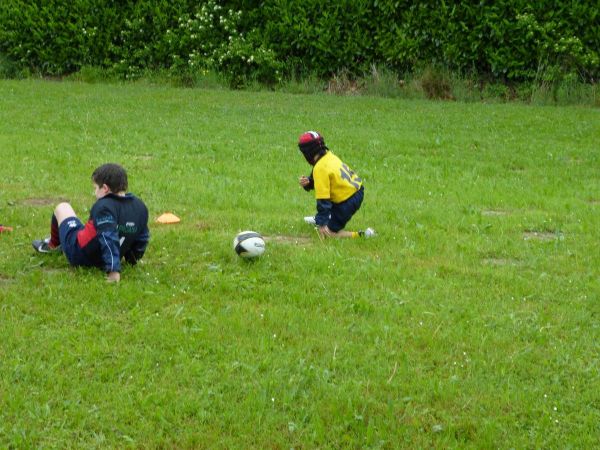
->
xmin=298 ymin=131 xmax=375 ymax=238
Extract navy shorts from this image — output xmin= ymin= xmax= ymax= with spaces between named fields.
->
xmin=59 ymin=216 xmax=94 ymax=267
xmin=327 ymin=186 xmax=364 ymax=232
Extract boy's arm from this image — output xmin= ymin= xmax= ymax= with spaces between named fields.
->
xmin=299 ymin=169 xmax=314 ymax=191
xmin=93 ymin=208 xmax=122 ymax=274
xmin=315 ymin=199 xmax=332 ymax=226
xmin=107 ymin=271 xmax=120 ymax=283
xmin=301 ymin=174 xmax=314 ymax=191
xmin=312 ymin=166 xmax=331 ymax=225
xmin=124 ymin=225 xmax=150 ymax=265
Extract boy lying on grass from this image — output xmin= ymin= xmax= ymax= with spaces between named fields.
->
xmin=32 ymin=163 xmax=150 ymax=283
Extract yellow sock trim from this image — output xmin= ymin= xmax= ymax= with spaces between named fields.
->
xmin=351 ymin=231 xmax=359 ymax=238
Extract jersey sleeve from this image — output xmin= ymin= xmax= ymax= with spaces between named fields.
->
xmin=302 ymin=171 xmax=315 ymax=191
xmin=313 ymin=164 xmax=331 ymax=200
xmin=124 ymin=224 xmax=150 ymax=265
xmin=315 ymin=199 xmax=332 ymax=226
xmin=93 ymin=205 xmax=122 ymax=273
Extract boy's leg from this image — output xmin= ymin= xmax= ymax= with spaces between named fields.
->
xmin=49 ymin=203 xmax=78 ymax=248
xmin=324 ymin=228 xmax=354 ymax=238
xmin=324 ymin=188 xmax=365 ymax=238
xmin=32 ymin=202 xmax=79 ymax=253
xmin=49 ymin=214 xmax=60 ymax=247
xmin=319 ymin=227 xmax=375 ymax=238
xmin=54 ymin=202 xmax=78 ymax=225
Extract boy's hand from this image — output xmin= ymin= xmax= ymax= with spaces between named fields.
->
xmin=107 ymin=271 xmax=120 ymax=283
xmin=299 ymin=176 xmax=310 ymax=187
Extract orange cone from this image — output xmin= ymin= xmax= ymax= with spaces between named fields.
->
xmin=155 ymin=213 xmax=181 ymax=224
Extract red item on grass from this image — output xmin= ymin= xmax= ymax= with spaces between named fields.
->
xmin=0 ymin=225 xmax=13 ymax=233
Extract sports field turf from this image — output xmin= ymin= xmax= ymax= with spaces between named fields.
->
xmin=0 ymin=79 xmax=598 ymax=448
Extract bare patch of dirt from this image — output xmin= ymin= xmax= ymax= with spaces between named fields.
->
xmin=264 ymin=235 xmax=313 ymax=245
xmin=195 ymin=221 xmax=211 ymax=231
xmin=132 ymin=154 xmax=154 ymax=161
xmin=0 ymin=273 xmax=13 ymax=283
xmin=588 ymin=199 xmax=600 ymax=205
xmin=482 ymin=209 xmax=509 ymax=217
xmin=523 ymin=230 xmax=562 ymax=241
xmin=22 ymin=197 xmax=67 ymax=206
xmin=482 ymin=258 xmax=520 ymax=266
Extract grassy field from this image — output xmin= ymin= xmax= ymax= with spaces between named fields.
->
xmin=0 ymin=79 xmax=598 ymax=448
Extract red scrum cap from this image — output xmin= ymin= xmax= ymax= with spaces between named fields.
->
xmin=298 ymin=131 xmax=328 ymax=164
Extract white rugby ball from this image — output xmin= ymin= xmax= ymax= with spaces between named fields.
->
xmin=233 ymin=231 xmax=265 ymax=258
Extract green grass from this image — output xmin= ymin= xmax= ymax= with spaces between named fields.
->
xmin=0 ymin=79 xmax=599 ymax=448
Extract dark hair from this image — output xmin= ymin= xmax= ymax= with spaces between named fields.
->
xmin=92 ymin=163 xmax=128 ymax=193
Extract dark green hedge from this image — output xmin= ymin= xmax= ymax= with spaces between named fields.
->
xmin=1 ymin=0 xmax=598 ymax=83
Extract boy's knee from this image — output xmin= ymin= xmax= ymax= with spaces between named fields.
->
xmin=55 ymin=202 xmax=72 ymax=214
xmin=54 ymin=202 xmax=77 ymax=223
xmin=55 ymin=202 xmax=71 ymax=210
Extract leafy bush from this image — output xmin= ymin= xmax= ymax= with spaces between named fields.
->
xmin=170 ymin=1 xmax=282 ymax=87
xmin=105 ymin=0 xmax=193 ymax=78
xmin=0 ymin=0 xmax=598 ymax=85
xmin=0 ymin=53 xmax=20 ymax=78
xmin=252 ymin=0 xmax=377 ymax=78
xmin=0 ymin=0 xmax=122 ymax=75
xmin=372 ymin=1 xmax=599 ymax=83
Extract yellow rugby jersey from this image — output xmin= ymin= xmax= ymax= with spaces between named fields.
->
xmin=313 ymin=152 xmax=362 ymax=203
